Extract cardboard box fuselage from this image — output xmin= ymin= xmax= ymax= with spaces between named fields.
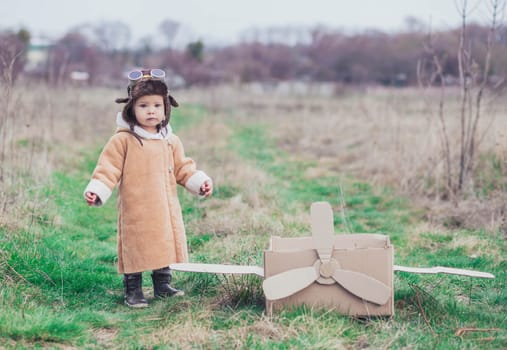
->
xmin=264 ymin=234 xmax=394 ymax=316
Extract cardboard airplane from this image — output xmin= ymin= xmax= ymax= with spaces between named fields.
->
xmin=171 ymin=202 xmax=494 ymax=316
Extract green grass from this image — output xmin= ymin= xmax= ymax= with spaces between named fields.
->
xmin=0 ymin=106 xmax=505 ymax=349
xmin=231 ymin=124 xmax=413 ymax=238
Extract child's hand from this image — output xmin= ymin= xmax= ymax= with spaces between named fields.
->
xmin=85 ymin=191 xmax=98 ymax=206
xmin=199 ymin=181 xmax=213 ymax=198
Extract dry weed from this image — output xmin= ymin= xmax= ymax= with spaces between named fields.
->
xmin=2 ymin=82 xmax=506 ymax=234
xmin=93 ymin=328 xmax=118 ymax=348
xmin=183 ymin=84 xmax=507 ymax=233
xmin=0 ymin=82 xmax=119 ymax=229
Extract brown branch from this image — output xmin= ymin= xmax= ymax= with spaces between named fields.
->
xmin=0 ymin=48 xmax=24 ymax=182
xmin=468 ymin=0 xmax=502 ymax=174
xmin=457 ymin=1 xmax=469 ymax=192
xmin=432 ymin=55 xmax=454 ymax=197
xmin=413 ymin=287 xmax=436 ymax=336
xmin=419 ymin=31 xmax=455 ymax=198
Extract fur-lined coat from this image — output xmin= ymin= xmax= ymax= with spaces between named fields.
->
xmin=84 ymin=113 xmax=211 ymax=274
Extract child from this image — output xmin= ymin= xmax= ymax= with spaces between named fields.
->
xmin=83 ymin=68 xmax=213 ymax=308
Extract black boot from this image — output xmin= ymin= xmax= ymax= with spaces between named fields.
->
xmin=152 ymin=267 xmax=184 ymax=298
xmin=123 ymin=273 xmax=148 ymax=308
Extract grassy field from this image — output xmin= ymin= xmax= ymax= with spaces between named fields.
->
xmin=0 ymin=83 xmax=506 ymax=349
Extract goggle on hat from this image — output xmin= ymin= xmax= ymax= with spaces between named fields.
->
xmin=116 ymin=68 xmax=179 ymax=107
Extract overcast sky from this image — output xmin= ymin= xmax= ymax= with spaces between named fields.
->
xmin=0 ymin=0 xmax=498 ymax=45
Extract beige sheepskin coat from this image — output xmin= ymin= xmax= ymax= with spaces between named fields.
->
xmin=84 ymin=113 xmax=211 ymax=274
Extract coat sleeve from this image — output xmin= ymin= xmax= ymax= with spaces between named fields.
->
xmin=83 ymin=134 xmax=126 ymax=206
xmin=171 ymin=135 xmax=212 ymax=196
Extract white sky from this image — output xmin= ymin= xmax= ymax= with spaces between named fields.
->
xmin=0 ymin=0 xmax=499 ymax=46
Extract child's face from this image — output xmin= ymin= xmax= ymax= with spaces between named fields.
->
xmin=133 ymin=94 xmax=165 ymax=133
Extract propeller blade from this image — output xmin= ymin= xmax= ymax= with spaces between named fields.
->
xmin=332 ymin=269 xmax=391 ymax=305
xmin=311 ymin=202 xmax=335 ymax=262
xmin=263 ymin=265 xmax=319 ymax=300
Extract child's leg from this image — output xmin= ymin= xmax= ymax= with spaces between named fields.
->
xmin=123 ymin=272 xmax=148 ymax=308
xmin=152 ymin=267 xmax=184 ymax=298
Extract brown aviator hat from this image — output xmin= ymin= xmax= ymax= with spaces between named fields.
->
xmin=115 ymin=68 xmax=179 ymax=131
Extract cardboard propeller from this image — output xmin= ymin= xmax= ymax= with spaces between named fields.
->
xmin=262 ymin=202 xmax=391 ymax=305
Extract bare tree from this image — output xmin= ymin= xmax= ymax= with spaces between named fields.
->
xmin=0 ymin=30 xmax=29 ymax=83
xmin=93 ymin=21 xmax=131 ymax=52
xmin=456 ymin=0 xmax=504 ymax=192
xmin=0 ymin=31 xmax=28 ymax=183
xmin=159 ymin=19 xmax=180 ymax=48
xmin=418 ymin=0 xmax=505 ymax=200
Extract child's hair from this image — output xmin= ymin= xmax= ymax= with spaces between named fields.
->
xmin=115 ymin=69 xmax=179 ymax=132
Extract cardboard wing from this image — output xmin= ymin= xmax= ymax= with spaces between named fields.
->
xmin=169 ymin=262 xmax=264 ymax=277
xmin=170 ymin=201 xmax=494 ymax=316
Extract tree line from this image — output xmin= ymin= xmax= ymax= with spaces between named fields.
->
xmin=1 ymin=19 xmax=506 ymax=88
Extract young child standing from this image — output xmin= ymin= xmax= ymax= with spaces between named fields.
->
xmin=83 ymin=68 xmax=213 ymax=308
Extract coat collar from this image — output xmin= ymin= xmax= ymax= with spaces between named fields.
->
xmin=116 ymin=112 xmax=173 ymax=140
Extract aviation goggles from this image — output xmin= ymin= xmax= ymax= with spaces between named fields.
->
xmin=127 ymin=68 xmax=166 ymax=84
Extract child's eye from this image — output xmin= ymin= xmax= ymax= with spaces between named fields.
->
xmin=138 ymin=103 xmax=147 ymax=108
xmin=155 ymin=104 xmax=162 ymax=108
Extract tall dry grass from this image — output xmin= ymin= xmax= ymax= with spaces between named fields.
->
xmin=0 ymin=80 xmax=120 ymax=229
xmin=1 ymin=81 xmax=506 ymax=232
xmin=183 ymin=83 xmax=507 ymax=232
